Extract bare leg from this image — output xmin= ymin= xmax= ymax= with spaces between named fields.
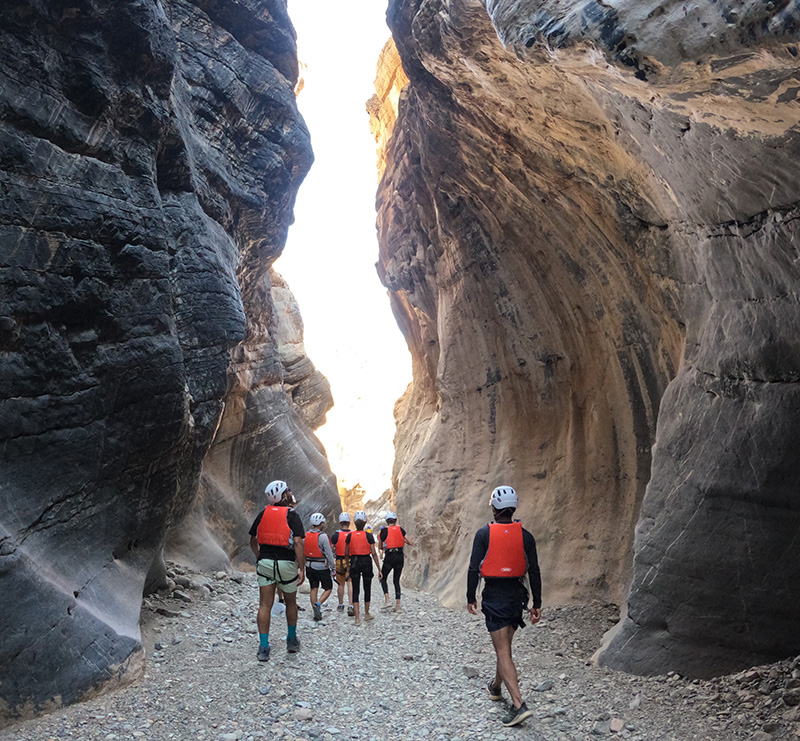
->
xmin=353 ymin=602 xmax=361 ymax=626
xmin=257 ymin=584 xmax=276 ymax=635
xmin=319 ymin=587 xmax=332 ymax=605
xmin=490 ymin=626 xmax=523 ymax=708
xmin=310 ymin=586 xmax=318 ymax=608
xmin=284 ymin=590 xmax=298 ymax=631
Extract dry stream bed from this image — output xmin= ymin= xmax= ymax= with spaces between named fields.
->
xmin=3 ymin=566 xmax=799 ymax=740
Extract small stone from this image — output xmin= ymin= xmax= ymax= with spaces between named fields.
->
xmin=785 ymin=689 xmax=800 ymax=706
xmin=752 ymin=733 xmax=772 ymax=741
xmin=535 ymin=680 xmax=553 ymax=692
xmin=154 ymin=642 xmax=164 ymax=651
xmin=610 ymin=718 xmax=624 ymax=732
xmin=629 ymin=694 xmax=641 ymax=709
xmin=592 ymin=720 xmax=611 ymax=735
xmin=231 ymin=572 xmax=245 ymax=584
xmin=155 ymin=607 xmax=180 ymax=618
xmin=173 ymin=589 xmax=193 ymax=603
xmin=463 ymin=666 xmax=479 ymax=679
xmin=294 ymin=708 xmax=313 ymax=721
xmin=402 ymin=655 xmax=414 ymax=661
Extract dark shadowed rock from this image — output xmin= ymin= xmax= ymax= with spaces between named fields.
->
xmin=0 ymin=0 xmax=337 ymax=723
xmin=378 ymin=0 xmax=800 ymax=675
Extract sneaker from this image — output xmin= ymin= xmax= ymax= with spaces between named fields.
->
xmin=337 ymin=604 xmax=345 ymax=612
xmin=393 ymin=605 xmax=403 ymax=613
xmin=381 ymin=602 xmax=393 ymax=610
xmin=502 ymin=702 xmax=533 ymax=727
xmin=487 ymin=680 xmax=503 ymax=701
xmin=347 ymin=606 xmax=355 ymax=617
xmin=312 ymin=603 xmax=322 ymax=621
xmin=364 ymin=612 xmax=374 ymax=621
xmin=286 ymin=636 xmax=300 ymax=653
xmin=256 ymin=645 xmax=270 ymax=661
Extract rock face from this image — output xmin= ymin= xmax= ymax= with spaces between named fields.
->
xmin=0 ymin=0 xmax=337 ymax=722
xmin=378 ymin=0 xmax=800 ymax=677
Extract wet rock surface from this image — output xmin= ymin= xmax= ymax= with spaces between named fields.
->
xmin=378 ymin=0 xmax=800 ymax=675
xmin=3 ymin=566 xmax=799 ymax=740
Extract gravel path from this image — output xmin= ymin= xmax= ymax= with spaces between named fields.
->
xmin=3 ymin=565 xmax=798 ymax=740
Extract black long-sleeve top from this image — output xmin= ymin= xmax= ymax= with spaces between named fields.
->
xmin=466 ymin=522 xmax=542 ymax=608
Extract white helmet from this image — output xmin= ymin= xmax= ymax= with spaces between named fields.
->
xmin=338 ymin=512 xmax=351 ymax=523
xmin=385 ymin=511 xmax=397 ymax=522
xmin=354 ymin=510 xmax=367 ymax=523
xmin=490 ymin=485 xmax=518 ymax=510
xmin=310 ymin=512 xmax=325 ymax=527
xmin=265 ymin=480 xmax=288 ymax=504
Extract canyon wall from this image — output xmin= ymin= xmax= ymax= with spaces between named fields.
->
xmin=377 ymin=0 xmax=800 ymax=677
xmin=0 ymin=0 xmax=337 ymax=722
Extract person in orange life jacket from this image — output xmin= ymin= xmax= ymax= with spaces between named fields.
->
xmin=379 ymin=510 xmax=415 ymax=612
xmin=467 ymin=485 xmax=542 ymax=728
xmin=249 ymin=480 xmax=305 ymax=660
xmin=329 ymin=512 xmax=354 ymax=615
xmin=305 ymin=512 xmax=335 ymax=621
xmin=344 ymin=510 xmax=382 ymax=625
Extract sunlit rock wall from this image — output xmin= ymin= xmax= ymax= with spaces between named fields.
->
xmin=0 ymin=0 xmax=336 ymax=722
xmin=379 ymin=0 xmax=800 ymax=677
xmin=168 ymin=268 xmax=339 ymax=571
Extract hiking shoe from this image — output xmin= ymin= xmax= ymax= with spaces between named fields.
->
xmin=502 ymin=702 xmax=533 ymax=727
xmin=286 ymin=636 xmax=301 ymax=653
xmin=256 ymin=645 xmax=270 ymax=661
xmin=364 ymin=612 xmax=374 ymax=621
xmin=337 ymin=604 xmax=345 ymax=612
xmin=312 ymin=603 xmax=322 ymax=621
xmin=347 ymin=606 xmax=355 ymax=617
xmin=381 ymin=602 xmax=393 ymax=610
xmin=487 ymin=680 xmax=503 ymax=701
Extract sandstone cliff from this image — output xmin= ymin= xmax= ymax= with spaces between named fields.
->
xmin=0 ymin=0 xmax=337 ymax=722
xmin=378 ymin=0 xmax=800 ymax=677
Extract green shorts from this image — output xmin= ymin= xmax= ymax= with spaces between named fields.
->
xmin=256 ymin=558 xmax=299 ymax=592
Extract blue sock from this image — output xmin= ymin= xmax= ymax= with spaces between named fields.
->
xmin=287 ymin=625 xmax=297 ymax=639
xmin=259 ymin=633 xmax=269 ymax=648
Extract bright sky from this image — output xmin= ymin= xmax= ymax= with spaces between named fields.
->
xmin=278 ymin=1 xmax=411 ymax=500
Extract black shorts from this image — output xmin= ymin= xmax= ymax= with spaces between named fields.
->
xmin=481 ymin=579 xmax=528 ymax=633
xmin=306 ymin=566 xmax=333 ymax=591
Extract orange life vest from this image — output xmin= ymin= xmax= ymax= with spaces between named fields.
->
xmin=334 ymin=529 xmax=350 ymax=557
xmin=384 ymin=525 xmax=405 ymax=549
xmin=480 ymin=522 xmax=527 ymax=578
xmin=305 ymin=531 xmax=324 ymax=559
xmin=257 ymin=506 xmax=292 ymax=548
xmin=348 ymin=529 xmax=371 ymax=556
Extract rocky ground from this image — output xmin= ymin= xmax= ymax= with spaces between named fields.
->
xmin=2 ymin=565 xmax=799 ymax=741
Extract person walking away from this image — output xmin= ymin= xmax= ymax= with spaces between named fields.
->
xmin=345 ymin=511 xmax=381 ymax=625
xmin=249 ymin=480 xmax=305 ymax=659
xmin=379 ymin=510 xmax=414 ymax=612
xmin=305 ymin=512 xmax=335 ymax=621
xmin=330 ymin=512 xmax=354 ymax=615
xmin=467 ymin=485 xmax=542 ymax=727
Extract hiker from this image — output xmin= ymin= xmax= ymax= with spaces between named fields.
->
xmin=345 ymin=510 xmax=382 ymax=625
xmin=249 ymin=480 xmax=305 ymax=660
xmin=305 ymin=512 xmax=335 ymax=621
xmin=330 ymin=512 xmax=354 ymax=615
xmin=378 ymin=510 xmax=415 ymax=612
xmin=467 ymin=485 xmax=542 ymax=727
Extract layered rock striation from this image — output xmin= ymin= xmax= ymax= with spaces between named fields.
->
xmin=0 ymin=0 xmax=337 ymax=722
xmin=378 ymin=0 xmax=800 ymax=676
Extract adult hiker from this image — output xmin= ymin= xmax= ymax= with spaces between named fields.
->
xmin=345 ymin=510 xmax=382 ymax=625
xmin=467 ymin=485 xmax=542 ymax=727
xmin=378 ymin=510 xmax=415 ymax=612
xmin=305 ymin=512 xmax=335 ymax=621
xmin=330 ymin=512 xmax=354 ymax=615
xmin=249 ymin=479 xmax=305 ymax=660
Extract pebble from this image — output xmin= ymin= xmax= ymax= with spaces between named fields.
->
xmin=3 ymin=566 xmax=797 ymax=741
